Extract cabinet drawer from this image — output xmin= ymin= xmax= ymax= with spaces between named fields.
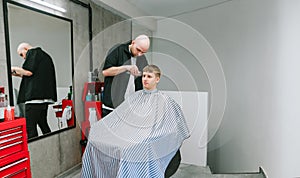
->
xmin=0 ymin=151 xmax=31 ymax=178
xmin=0 ymin=157 xmax=29 ymax=178
xmin=0 ymin=119 xmax=27 ymax=158
xmin=0 ymin=126 xmax=25 ymax=158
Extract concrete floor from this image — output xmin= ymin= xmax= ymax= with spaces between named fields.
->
xmin=56 ymin=163 xmax=265 ymax=178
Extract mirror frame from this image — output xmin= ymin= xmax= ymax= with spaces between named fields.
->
xmin=3 ymin=0 xmax=76 ymax=142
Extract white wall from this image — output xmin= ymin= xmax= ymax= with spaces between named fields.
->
xmin=276 ymin=0 xmax=300 ymax=176
xmin=166 ymin=0 xmax=300 ymax=177
xmin=164 ymin=91 xmax=208 ymax=166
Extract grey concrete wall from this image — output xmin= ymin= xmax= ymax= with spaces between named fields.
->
xmin=72 ymin=0 xmax=131 ymax=131
xmin=0 ymin=0 xmax=129 ymax=177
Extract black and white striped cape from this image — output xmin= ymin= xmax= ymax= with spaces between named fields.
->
xmin=81 ymin=89 xmax=190 ymax=178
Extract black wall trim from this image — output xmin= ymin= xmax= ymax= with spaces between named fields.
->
xmin=70 ymin=0 xmax=89 ymax=8
xmin=3 ymin=0 xmax=13 ymax=106
xmin=211 ymin=166 xmax=266 ymax=176
xmin=259 ymin=167 xmax=268 ymax=178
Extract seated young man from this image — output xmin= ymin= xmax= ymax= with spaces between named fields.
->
xmin=81 ymin=65 xmax=190 ymax=178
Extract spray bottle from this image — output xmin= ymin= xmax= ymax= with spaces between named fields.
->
xmin=4 ymin=105 xmax=14 ymax=121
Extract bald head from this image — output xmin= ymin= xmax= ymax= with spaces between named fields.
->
xmin=17 ymin=43 xmax=32 ymax=52
xmin=17 ymin=42 xmax=32 ymax=59
xmin=135 ymin=34 xmax=150 ymax=49
xmin=130 ymin=35 xmax=150 ymax=57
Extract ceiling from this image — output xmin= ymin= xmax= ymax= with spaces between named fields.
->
xmin=92 ymin=0 xmax=231 ymax=30
xmin=118 ymin=0 xmax=229 ymax=17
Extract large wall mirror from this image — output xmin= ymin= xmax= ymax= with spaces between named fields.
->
xmin=3 ymin=0 xmax=75 ymax=142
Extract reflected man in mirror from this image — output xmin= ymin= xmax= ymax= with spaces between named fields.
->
xmin=11 ymin=42 xmax=57 ymax=139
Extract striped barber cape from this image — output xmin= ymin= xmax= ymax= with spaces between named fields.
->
xmin=81 ymin=89 xmax=190 ymax=178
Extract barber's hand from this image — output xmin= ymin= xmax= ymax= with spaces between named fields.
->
xmin=11 ymin=67 xmax=18 ymax=76
xmin=128 ymin=65 xmax=141 ymax=76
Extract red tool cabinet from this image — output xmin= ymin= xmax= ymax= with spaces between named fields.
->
xmin=0 ymin=118 xmax=31 ymax=177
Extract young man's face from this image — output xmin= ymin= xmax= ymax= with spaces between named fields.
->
xmin=142 ymin=72 xmax=159 ymax=90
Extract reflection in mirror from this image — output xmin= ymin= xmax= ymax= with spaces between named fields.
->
xmin=4 ymin=1 xmax=75 ymax=141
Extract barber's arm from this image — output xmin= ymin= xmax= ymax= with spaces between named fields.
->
xmin=11 ymin=66 xmax=33 ymax=77
xmin=102 ymin=65 xmax=141 ymax=77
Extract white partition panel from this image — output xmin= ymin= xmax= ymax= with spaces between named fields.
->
xmin=163 ymin=91 xmax=208 ymax=166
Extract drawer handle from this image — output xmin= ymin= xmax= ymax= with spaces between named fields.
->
xmin=3 ymin=168 xmax=27 ymax=178
xmin=0 ymin=157 xmax=28 ymax=172
xmin=0 ymin=136 xmax=22 ymax=144
xmin=0 ymin=141 xmax=23 ymax=150
xmin=0 ymin=127 xmax=22 ymax=134
xmin=0 ymin=131 xmax=23 ymax=139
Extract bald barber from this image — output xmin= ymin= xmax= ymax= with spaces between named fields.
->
xmin=101 ymin=35 xmax=150 ymax=117
xmin=11 ymin=42 xmax=57 ymax=139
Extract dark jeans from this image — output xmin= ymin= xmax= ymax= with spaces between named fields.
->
xmin=25 ymin=103 xmax=51 ymax=139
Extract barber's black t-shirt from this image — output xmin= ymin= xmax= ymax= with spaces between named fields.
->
xmin=102 ymin=41 xmax=148 ymax=108
xmin=17 ymin=47 xmax=57 ymax=104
